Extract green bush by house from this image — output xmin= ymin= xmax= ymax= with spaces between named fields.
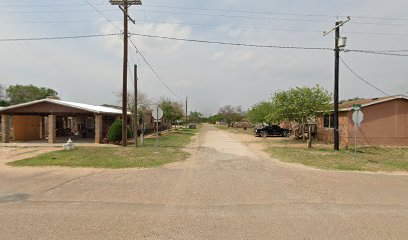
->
xmin=107 ymin=119 xmax=133 ymax=144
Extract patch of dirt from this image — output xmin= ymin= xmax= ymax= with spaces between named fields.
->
xmin=0 ymin=147 xmax=60 ymax=167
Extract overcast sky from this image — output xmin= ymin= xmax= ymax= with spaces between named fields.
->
xmin=0 ymin=0 xmax=407 ymax=115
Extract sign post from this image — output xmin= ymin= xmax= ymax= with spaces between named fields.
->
xmin=352 ymin=104 xmax=364 ymax=160
xmin=152 ymin=106 xmax=163 ymax=153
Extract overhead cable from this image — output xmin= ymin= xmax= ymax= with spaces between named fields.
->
xmin=340 ymin=57 xmax=391 ymax=96
xmin=0 ymin=33 xmax=119 ymax=42
xmin=130 ymin=32 xmax=333 ymax=51
xmin=83 ymin=0 xmax=179 ymax=99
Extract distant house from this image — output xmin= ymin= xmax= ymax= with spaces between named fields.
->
xmin=316 ymin=95 xmax=408 ymax=146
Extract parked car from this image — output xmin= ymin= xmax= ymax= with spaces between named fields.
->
xmin=253 ymin=125 xmax=290 ymax=137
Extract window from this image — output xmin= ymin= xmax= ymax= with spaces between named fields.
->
xmin=85 ymin=117 xmax=95 ymax=129
xmin=323 ymin=114 xmax=334 ymax=128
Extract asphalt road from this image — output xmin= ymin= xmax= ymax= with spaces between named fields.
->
xmin=0 ymin=124 xmax=407 ymax=239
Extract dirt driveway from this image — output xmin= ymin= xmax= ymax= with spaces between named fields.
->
xmin=0 ymin=124 xmax=407 ymax=239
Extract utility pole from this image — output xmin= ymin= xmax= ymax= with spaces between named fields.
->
xmin=134 ymin=64 xmax=138 ymax=147
xmin=110 ymin=0 xmax=142 ymax=147
xmin=122 ymin=2 xmax=128 ymax=147
xmin=185 ymin=97 xmax=188 ymax=127
xmin=333 ymin=22 xmax=340 ymax=151
xmin=324 ymin=17 xmax=350 ymax=151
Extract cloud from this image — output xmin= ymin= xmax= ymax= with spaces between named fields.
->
xmin=0 ymin=0 xmax=407 ymax=115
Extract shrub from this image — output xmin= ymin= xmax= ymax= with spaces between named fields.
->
xmin=107 ymin=119 xmax=133 ymax=144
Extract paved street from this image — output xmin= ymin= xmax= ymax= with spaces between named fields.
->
xmin=0 ymin=124 xmax=407 ymax=239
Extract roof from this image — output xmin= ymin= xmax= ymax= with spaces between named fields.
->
xmin=100 ymin=104 xmax=122 ymax=110
xmin=0 ymin=99 xmax=129 ymax=115
xmin=339 ymin=95 xmax=408 ymax=112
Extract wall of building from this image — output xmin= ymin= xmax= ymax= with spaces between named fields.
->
xmin=317 ymin=99 xmax=408 ymax=146
xmin=345 ymin=99 xmax=408 ymax=146
xmin=316 ymin=112 xmax=349 ymax=145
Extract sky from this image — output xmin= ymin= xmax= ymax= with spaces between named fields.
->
xmin=0 ymin=0 xmax=407 ymax=115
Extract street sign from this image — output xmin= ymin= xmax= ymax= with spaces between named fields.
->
xmin=352 ymin=110 xmax=364 ymax=127
xmin=352 ymin=109 xmax=364 ymax=161
xmin=352 ymin=104 xmax=362 ymax=111
xmin=153 ymin=107 xmax=163 ymax=120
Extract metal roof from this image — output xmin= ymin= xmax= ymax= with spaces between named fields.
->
xmin=339 ymin=95 xmax=408 ymax=112
xmin=0 ymin=99 xmax=130 ymax=115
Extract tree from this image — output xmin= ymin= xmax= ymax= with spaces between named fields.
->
xmin=116 ymin=91 xmax=152 ymax=114
xmin=206 ymin=114 xmax=223 ymax=124
xmin=6 ymin=84 xmax=59 ymax=105
xmin=0 ymin=84 xmax=9 ymax=107
xmin=189 ymin=111 xmax=203 ymax=123
xmin=116 ymin=91 xmax=153 ymax=131
xmin=247 ymin=101 xmax=274 ymax=124
xmin=340 ymin=97 xmax=365 ymax=104
xmin=218 ymin=105 xmax=245 ymax=127
xmin=270 ymin=85 xmax=332 ymax=125
xmin=158 ymin=98 xmax=184 ymax=129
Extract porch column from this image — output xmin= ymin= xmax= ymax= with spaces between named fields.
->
xmin=1 ymin=115 xmax=10 ymax=143
xmin=48 ymin=114 xmax=56 ymax=144
xmin=40 ymin=116 xmax=46 ymax=139
xmin=95 ymin=115 xmax=103 ymax=144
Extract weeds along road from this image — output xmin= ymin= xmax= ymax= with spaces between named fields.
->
xmin=0 ymin=124 xmax=407 ymax=239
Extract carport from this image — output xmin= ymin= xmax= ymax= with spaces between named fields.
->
xmin=0 ymin=98 xmax=125 ymax=144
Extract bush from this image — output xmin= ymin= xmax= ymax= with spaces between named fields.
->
xmin=107 ymin=119 xmax=133 ymax=144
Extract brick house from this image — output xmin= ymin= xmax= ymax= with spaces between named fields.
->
xmin=316 ymin=95 xmax=408 ymax=146
xmin=0 ymin=99 xmax=128 ymax=144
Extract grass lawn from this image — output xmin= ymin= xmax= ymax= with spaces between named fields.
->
xmin=8 ymin=128 xmax=198 ymax=169
xmin=264 ymin=140 xmax=408 ymax=172
xmin=215 ymin=125 xmax=408 ymax=172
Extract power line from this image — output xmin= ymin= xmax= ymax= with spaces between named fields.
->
xmin=3 ymin=8 xmax=408 ymax=27
xmin=141 ymin=4 xmax=408 ymax=23
xmin=3 ymin=16 xmax=408 ymax=37
xmin=1 ymin=31 xmax=408 ymax=58
xmin=129 ymin=38 xmax=179 ymax=98
xmin=83 ymin=0 xmax=121 ymax=31
xmin=339 ymin=57 xmax=391 ymax=96
xmin=3 ymin=2 xmax=408 ymax=23
xmin=0 ymin=33 xmax=119 ymax=42
xmin=130 ymin=32 xmax=334 ymax=51
xmin=129 ymin=32 xmax=408 ymax=57
xmin=0 ymin=3 xmax=108 ymax=8
xmin=344 ymin=49 xmax=408 ymax=57
xmin=83 ymin=0 xmax=179 ymax=99
xmin=1 ymin=32 xmax=407 ymax=58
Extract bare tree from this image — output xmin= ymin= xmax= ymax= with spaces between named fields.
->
xmin=0 ymin=83 xmax=5 ymax=100
xmin=115 ymin=90 xmax=153 ymax=114
xmin=218 ymin=105 xmax=245 ymax=127
xmin=0 ymin=83 xmax=9 ymax=106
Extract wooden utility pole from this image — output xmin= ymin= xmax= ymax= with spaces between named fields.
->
xmin=134 ymin=64 xmax=138 ymax=147
xmin=109 ymin=0 xmax=142 ymax=147
xmin=110 ymin=0 xmax=142 ymax=147
xmin=185 ymin=97 xmax=188 ymax=127
xmin=121 ymin=2 xmax=129 ymax=147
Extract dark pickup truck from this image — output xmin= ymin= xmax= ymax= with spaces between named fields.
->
xmin=253 ymin=125 xmax=290 ymax=137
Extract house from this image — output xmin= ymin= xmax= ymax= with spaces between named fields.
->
xmin=0 ymin=98 xmax=129 ymax=144
xmin=316 ymin=95 xmax=408 ymax=146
